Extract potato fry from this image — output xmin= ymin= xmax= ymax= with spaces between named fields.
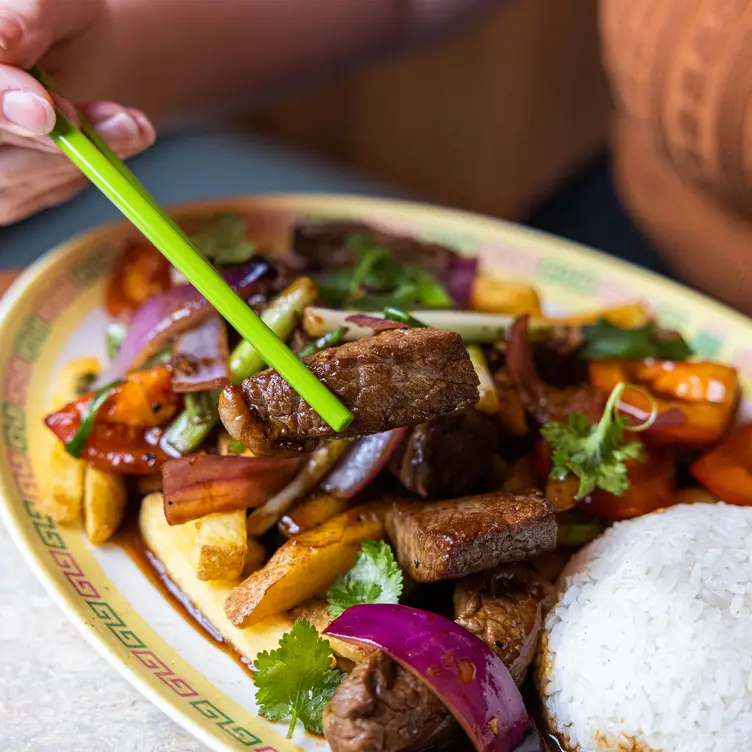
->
xmin=471 ymin=277 xmax=542 ymax=316
xmin=195 ymin=510 xmax=248 ymax=581
xmin=83 ymin=466 xmax=127 ymax=544
xmin=37 ymin=358 xmax=101 ymax=523
xmin=139 ymin=493 xmax=292 ymax=663
xmin=278 ymin=492 xmax=350 ymax=537
xmin=502 ymin=455 xmax=540 ymax=493
xmin=226 ymin=504 xmax=388 ymax=628
xmin=544 ymin=302 xmax=650 ymax=329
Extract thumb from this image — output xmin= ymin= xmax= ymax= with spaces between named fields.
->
xmin=0 ymin=0 xmax=101 ymax=68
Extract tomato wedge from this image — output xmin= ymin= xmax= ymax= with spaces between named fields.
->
xmin=690 ymin=423 xmax=752 ymax=506
xmin=589 ymin=359 xmax=739 ymax=447
xmin=106 ymin=241 xmax=171 ymax=321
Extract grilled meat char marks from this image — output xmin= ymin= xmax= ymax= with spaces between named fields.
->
xmin=393 ymin=407 xmax=497 ymax=499
xmin=323 ymin=651 xmax=459 ymax=752
xmin=219 ymin=328 xmax=479 ymax=457
xmin=386 ymin=492 xmax=556 ymax=583
xmin=454 ymin=565 xmax=556 ymax=687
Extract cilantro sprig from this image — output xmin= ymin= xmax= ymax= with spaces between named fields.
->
xmin=541 ymin=382 xmax=656 ymax=500
xmin=190 ymin=214 xmax=256 ymax=266
xmin=319 ymin=234 xmax=453 ymax=311
xmin=327 ymin=540 xmax=404 ymax=617
xmin=581 ymin=318 xmax=693 ymax=361
xmin=253 ymin=619 xmax=344 ymax=738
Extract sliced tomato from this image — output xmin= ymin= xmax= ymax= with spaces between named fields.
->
xmin=106 ymin=241 xmax=171 ymax=321
xmin=690 ymin=423 xmax=752 ymax=506
xmin=589 ymin=359 xmax=739 ymax=448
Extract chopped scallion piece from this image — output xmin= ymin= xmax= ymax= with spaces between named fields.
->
xmin=298 ymin=326 xmax=348 ymax=358
xmin=65 ymin=380 xmax=124 ymax=459
xmin=383 ymin=307 xmax=427 ymax=328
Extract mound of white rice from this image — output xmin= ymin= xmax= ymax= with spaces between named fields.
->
xmin=538 ymin=503 xmax=752 ymax=752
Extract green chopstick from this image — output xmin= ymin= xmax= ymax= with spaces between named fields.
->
xmin=30 ymin=68 xmax=353 ymax=433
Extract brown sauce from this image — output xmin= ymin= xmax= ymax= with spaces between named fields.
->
xmin=112 ymin=515 xmax=253 ymax=676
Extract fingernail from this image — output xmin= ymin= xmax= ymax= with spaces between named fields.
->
xmin=2 ymin=90 xmax=55 ymax=135
xmin=0 ymin=14 xmax=23 ymax=50
xmin=94 ymin=112 xmax=140 ymax=145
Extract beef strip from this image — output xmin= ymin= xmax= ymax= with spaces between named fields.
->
xmin=386 ymin=491 xmax=556 ymax=582
xmin=218 ymin=328 xmax=479 ymax=457
xmin=392 ymin=407 xmax=498 ymax=499
xmin=293 ymin=220 xmax=459 ymax=277
xmin=506 ymin=316 xmax=605 ymax=425
xmin=323 ymin=567 xmax=555 ymax=752
xmin=323 ymin=651 xmax=460 ymax=752
xmin=454 ymin=565 xmax=556 ymax=686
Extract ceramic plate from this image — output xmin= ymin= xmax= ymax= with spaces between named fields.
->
xmin=1 ymin=195 xmax=751 ymax=752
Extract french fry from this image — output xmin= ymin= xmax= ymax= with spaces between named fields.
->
xmin=278 ymin=492 xmax=350 ymax=537
xmin=38 ymin=357 xmax=101 ymax=523
xmin=195 ymin=510 xmax=248 ymax=581
xmin=226 ymin=504 xmax=387 ymax=628
xmin=83 ymin=466 xmax=127 ymax=544
xmin=471 ymin=277 xmax=542 ymax=316
xmin=139 ymin=493 xmax=293 ymax=663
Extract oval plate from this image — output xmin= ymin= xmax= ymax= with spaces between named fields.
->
xmin=1 ymin=194 xmax=750 ymax=752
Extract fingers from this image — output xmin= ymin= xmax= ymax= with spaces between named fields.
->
xmin=0 ymin=174 xmax=87 ymax=225
xmin=0 ymin=63 xmax=55 ymax=137
xmin=0 ymin=0 xmax=101 ymax=67
xmin=0 ymin=100 xmax=156 ymax=224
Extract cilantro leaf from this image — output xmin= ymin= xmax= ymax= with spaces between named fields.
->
xmin=581 ymin=319 xmax=693 ymax=361
xmin=541 ymin=383 xmax=647 ymax=499
xmin=327 ymin=540 xmax=403 ymax=617
xmin=318 ymin=234 xmax=454 ymax=311
xmin=190 ymin=215 xmax=256 ymax=266
xmin=253 ymin=618 xmax=344 ymax=738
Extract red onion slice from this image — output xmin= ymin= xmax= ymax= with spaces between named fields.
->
xmin=445 ymin=257 xmax=479 ymax=308
xmin=171 ymin=316 xmax=230 ymax=392
xmin=324 ymin=604 xmax=529 ymax=752
xmin=162 ymin=454 xmax=300 ymax=525
xmin=344 ymin=314 xmax=409 ymax=332
xmin=320 ymin=428 xmax=407 ymax=499
xmin=104 ymin=258 xmax=272 ymax=380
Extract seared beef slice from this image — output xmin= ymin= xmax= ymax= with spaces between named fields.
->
xmin=386 ymin=492 xmax=556 ymax=582
xmin=394 ymin=407 xmax=497 ymax=499
xmin=454 ymin=566 xmax=556 ymax=686
xmin=219 ymin=328 xmax=478 ymax=456
xmin=323 ymin=651 xmax=458 ymax=752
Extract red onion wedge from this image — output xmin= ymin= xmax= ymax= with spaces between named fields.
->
xmin=445 ymin=257 xmax=479 ymax=309
xmin=344 ymin=314 xmax=409 ymax=332
xmin=171 ymin=316 xmax=230 ymax=393
xmin=162 ymin=454 xmax=300 ymax=525
xmin=104 ymin=258 xmax=272 ymax=380
xmin=320 ymin=428 xmax=407 ymax=499
xmin=324 ymin=604 xmax=529 ymax=752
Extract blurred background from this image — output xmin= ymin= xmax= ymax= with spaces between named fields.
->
xmin=240 ymin=0 xmax=665 ymax=275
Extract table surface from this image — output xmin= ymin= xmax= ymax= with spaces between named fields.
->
xmin=0 ymin=130 xmax=393 ymax=752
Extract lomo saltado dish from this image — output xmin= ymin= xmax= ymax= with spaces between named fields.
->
xmin=42 ymin=214 xmax=752 ymax=751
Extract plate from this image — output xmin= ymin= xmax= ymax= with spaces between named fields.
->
xmin=1 ymin=194 xmax=750 ymax=752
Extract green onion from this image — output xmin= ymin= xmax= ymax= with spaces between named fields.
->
xmin=106 ymin=322 xmax=128 ymax=360
xmin=557 ymin=523 xmax=604 ymax=548
xmin=163 ymin=278 xmax=319 ymax=456
xmin=65 ymin=380 xmax=124 ymax=458
xmin=229 ymin=277 xmax=318 ymax=383
xmin=162 ymin=389 xmax=220 ymax=455
xmin=226 ymin=438 xmax=247 ymax=455
xmin=383 ymin=307 xmax=427 ymax=328
xmin=298 ymin=326 xmax=348 ymax=358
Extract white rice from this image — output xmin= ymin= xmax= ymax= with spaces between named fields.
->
xmin=538 ymin=503 xmax=752 ymax=752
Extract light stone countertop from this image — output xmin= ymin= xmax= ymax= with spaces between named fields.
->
xmin=0 ymin=522 xmax=208 ymax=752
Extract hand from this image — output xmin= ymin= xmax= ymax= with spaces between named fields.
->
xmin=0 ymin=0 xmax=155 ymax=225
